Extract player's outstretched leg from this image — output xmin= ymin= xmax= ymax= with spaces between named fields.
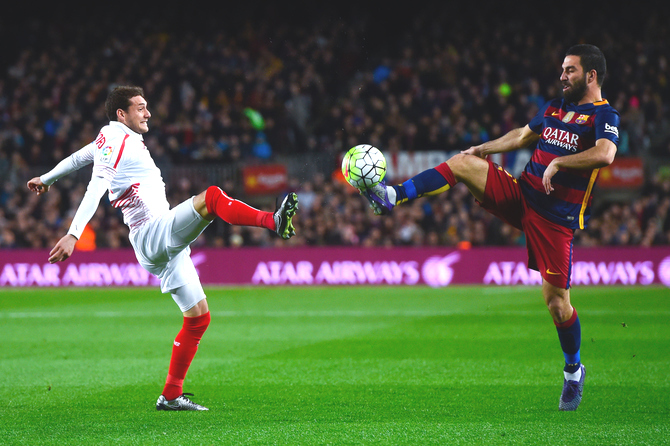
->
xmin=156 ymin=393 xmax=209 ymax=411
xmin=274 ymin=192 xmax=299 ymax=239
xmin=361 ymin=162 xmax=458 ymax=215
xmin=203 ymin=187 xmax=299 ymax=238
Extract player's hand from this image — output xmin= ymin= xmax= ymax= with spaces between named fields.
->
xmin=48 ymin=234 xmax=77 ymax=263
xmin=542 ymin=160 xmax=559 ymax=194
xmin=461 ymin=145 xmax=486 ymax=159
xmin=27 ymin=177 xmax=50 ymax=195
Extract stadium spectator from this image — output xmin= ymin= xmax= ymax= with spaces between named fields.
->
xmin=1 ymin=6 xmax=669 ymax=250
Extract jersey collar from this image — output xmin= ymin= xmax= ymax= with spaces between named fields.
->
xmin=109 ymin=121 xmax=145 ymax=140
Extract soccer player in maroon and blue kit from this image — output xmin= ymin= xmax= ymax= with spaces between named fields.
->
xmin=362 ymin=44 xmax=619 ymax=411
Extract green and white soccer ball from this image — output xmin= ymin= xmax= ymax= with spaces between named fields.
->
xmin=341 ymin=144 xmax=387 ymax=189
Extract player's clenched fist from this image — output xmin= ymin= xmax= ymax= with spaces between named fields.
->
xmin=27 ymin=177 xmax=50 ymax=195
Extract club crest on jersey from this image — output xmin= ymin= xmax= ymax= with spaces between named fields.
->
xmin=562 ymin=111 xmax=575 ymax=123
xmin=101 ymin=146 xmax=114 ymax=163
xmin=575 ymin=114 xmax=590 ymax=124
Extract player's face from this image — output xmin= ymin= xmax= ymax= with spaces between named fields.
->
xmin=119 ymin=96 xmax=151 ymax=134
xmin=560 ymin=55 xmax=588 ymax=104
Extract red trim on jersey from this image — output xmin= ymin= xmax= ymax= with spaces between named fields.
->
xmin=531 ymin=151 xmax=594 ymax=179
xmin=575 ymin=113 xmax=596 ymax=126
xmin=522 ymin=172 xmax=590 ymax=205
xmin=113 ymin=134 xmax=129 ymax=169
xmin=531 ymin=150 xmax=559 ymax=166
xmin=110 ymin=183 xmax=140 ymax=207
xmin=545 ymin=105 xmax=562 ymax=120
xmin=563 ymin=167 xmax=594 ymax=179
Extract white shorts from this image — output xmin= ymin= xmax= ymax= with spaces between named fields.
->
xmin=130 ymin=197 xmax=212 ymax=309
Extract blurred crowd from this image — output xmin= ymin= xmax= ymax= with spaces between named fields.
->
xmin=1 ymin=5 xmax=669 ymax=250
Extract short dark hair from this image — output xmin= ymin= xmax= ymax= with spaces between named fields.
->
xmin=566 ymin=44 xmax=607 ymax=87
xmin=105 ymin=86 xmax=145 ymax=121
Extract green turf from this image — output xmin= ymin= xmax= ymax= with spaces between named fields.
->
xmin=1 ymin=285 xmax=668 ymax=445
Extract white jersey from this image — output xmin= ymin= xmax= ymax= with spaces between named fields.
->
xmin=41 ymin=121 xmax=169 ymax=236
xmin=92 ymin=121 xmax=169 ymax=230
xmin=42 ymin=120 xmax=211 ymax=297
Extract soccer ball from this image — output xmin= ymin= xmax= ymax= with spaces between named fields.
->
xmin=341 ymin=144 xmax=387 ymax=189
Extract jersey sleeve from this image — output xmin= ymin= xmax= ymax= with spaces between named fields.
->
xmin=40 ymin=142 xmax=95 ymax=186
xmin=528 ymin=101 xmax=553 ymax=134
xmin=66 ymin=175 xmax=111 ymax=240
xmin=595 ymin=109 xmax=621 ymax=146
xmin=92 ymin=131 xmax=129 ymax=182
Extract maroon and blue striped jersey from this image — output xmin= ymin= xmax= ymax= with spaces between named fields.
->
xmin=519 ymin=98 xmax=620 ymax=230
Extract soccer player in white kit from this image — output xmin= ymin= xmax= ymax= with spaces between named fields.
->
xmin=27 ymin=86 xmax=299 ymax=411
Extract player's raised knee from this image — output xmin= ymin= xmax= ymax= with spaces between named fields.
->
xmin=447 ymin=153 xmax=489 ymax=181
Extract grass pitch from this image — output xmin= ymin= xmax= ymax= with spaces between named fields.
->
xmin=1 ymin=285 xmax=668 ymax=445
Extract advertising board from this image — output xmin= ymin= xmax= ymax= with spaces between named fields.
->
xmin=2 ymin=247 xmax=669 ymax=288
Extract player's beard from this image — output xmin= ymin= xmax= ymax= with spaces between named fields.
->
xmin=562 ymin=75 xmax=588 ymax=104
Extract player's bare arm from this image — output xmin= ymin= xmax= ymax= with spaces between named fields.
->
xmin=27 ymin=177 xmax=50 ymax=195
xmin=48 ymin=234 xmax=78 ymax=263
xmin=463 ymin=125 xmax=540 ymax=158
xmin=451 ymin=125 xmax=540 ymax=201
xmin=542 ymin=138 xmax=617 ymax=194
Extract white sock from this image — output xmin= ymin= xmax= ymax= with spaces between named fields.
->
xmin=564 ymin=367 xmax=582 ymax=382
xmin=386 ymin=185 xmax=397 ymax=204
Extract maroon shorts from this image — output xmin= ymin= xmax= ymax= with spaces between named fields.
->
xmin=477 ymin=161 xmax=574 ymax=289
